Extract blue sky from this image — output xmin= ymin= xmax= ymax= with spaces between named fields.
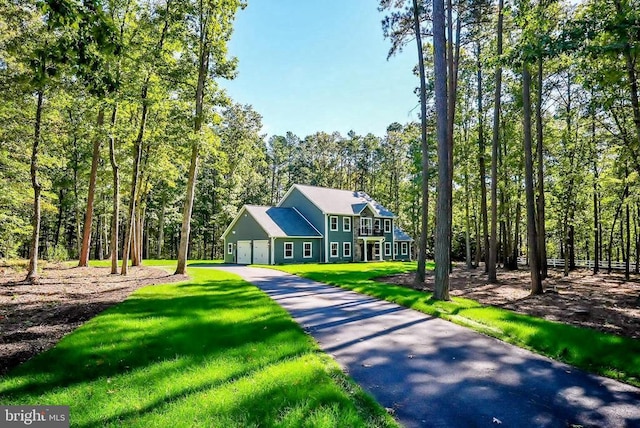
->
xmin=220 ymin=0 xmax=421 ymax=139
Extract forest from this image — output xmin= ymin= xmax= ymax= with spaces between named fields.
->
xmin=1 ymin=0 xmax=640 ymax=295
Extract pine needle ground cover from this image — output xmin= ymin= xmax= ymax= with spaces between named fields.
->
xmin=0 ymin=267 xmax=396 ymax=428
xmin=269 ymin=262 xmax=640 ymax=387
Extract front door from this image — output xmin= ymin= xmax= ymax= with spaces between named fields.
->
xmin=360 ymin=243 xmax=374 ymax=261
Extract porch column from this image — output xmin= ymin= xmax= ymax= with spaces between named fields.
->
xmin=379 ymin=241 xmax=383 ymax=261
xmin=363 ymin=239 xmax=368 ymax=262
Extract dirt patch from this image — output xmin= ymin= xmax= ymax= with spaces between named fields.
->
xmin=379 ymin=266 xmax=640 ymax=340
xmin=0 ymin=264 xmax=187 ymax=375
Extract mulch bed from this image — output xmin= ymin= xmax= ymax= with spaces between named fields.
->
xmin=379 ymin=266 xmax=640 ymax=340
xmin=0 ymin=264 xmax=186 ymax=375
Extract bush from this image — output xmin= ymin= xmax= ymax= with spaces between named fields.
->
xmin=48 ymin=244 xmax=69 ymax=263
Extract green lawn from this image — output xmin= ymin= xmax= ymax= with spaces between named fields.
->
xmin=0 ymin=266 xmax=397 ymax=428
xmin=269 ymin=262 xmax=640 ymax=388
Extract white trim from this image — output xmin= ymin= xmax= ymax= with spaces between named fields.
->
xmin=343 ymin=241 xmax=351 ymax=258
xmin=284 ymin=241 xmax=294 ymax=259
xmin=343 ymin=216 xmax=351 ymax=232
xmin=385 ymin=242 xmax=391 ymax=256
xmin=303 ymin=241 xmax=312 ymax=258
xmin=227 ymin=242 xmax=233 ymax=254
xmin=324 ymin=216 xmax=329 ymax=262
xmin=401 ymin=242 xmax=408 ymax=255
xmin=221 ymin=206 xmax=248 ymax=240
xmin=384 ymin=219 xmax=391 ymax=233
xmin=330 ymin=215 xmax=339 ymax=231
xmin=374 ymin=218 xmax=381 ymax=230
xmin=330 ymin=242 xmax=339 ymax=258
xmin=374 ymin=242 xmax=380 ymax=257
xmin=270 ymin=237 xmax=275 ymax=265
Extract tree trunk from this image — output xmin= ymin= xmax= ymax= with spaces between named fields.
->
xmin=607 ymin=185 xmax=628 ymax=273
xmin=488 ymin=0 xmax=504 ymax=283
xmin=175 ymin=3 xmax=211 ymax=275
xmin=121 ymin=85 xmax=148 ymax=275
xmin=433 ymin=0 xmax=450 ymax=300
xmin=626 ymin=201 xmax=630 ymax=280
xmin=26 ymin=90 xmax=44 ymax=283
xmin=535 ymin=56 xmax=548 ymax=279
xmin=79 ymin=107 xmax=105 ymax=267
xmin=522 ymin=63 xmax=543 ymax=295
xmin=157 ymin=195 xmax=165 ymax=258
xmin=413 ymin=0 xmax=430 ymax=284
xmin=477 ymin=42 xmax=490 ymax=274
xmin=592 ymin=112 xmax=599 ymax=274
xmin=109 ymin=105 xmax=119 ymax=274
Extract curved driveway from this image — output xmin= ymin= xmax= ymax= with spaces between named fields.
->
xmin=212 ymin=265 xmax=640 ymax=428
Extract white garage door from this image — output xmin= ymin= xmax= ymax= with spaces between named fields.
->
xmin=237 ymin=241 xmax=251 ymax=264
xmin=253 ymin=240 xmax=269 ymax=265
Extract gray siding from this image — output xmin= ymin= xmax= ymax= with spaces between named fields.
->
xmin=224 ymin=212 xmax=268 ymax=263
xmin=280 ymin=188 xmax=325 ymax=234
xmin=383 ymin=218 xmax=394 ymax=261
xmin=274 ymin=238 xmax=322 ymax=263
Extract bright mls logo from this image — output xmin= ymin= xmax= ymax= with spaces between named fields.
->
xmin=1 ymin=406 xmax=69 ymax=427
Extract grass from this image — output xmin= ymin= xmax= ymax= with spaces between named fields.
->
xmin=0 ymin=266 xmax=397 ymax=428
xmin=268 ymin=262 xmax=640 ymax=388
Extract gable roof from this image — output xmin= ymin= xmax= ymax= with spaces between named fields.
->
xmin=243 ymin=205 xmax=322 ymax=238
xmin=394 ymin=226 xmax=413 ymax=241
xmin=285 ymin=184 xmax=395 ymax=217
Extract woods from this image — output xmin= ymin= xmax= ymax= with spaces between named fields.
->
xmin=1 ymin=0 xmax=640 ymax=298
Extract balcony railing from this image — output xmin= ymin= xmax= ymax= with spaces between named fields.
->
xmin=359 ymin=227 xmax=383 ymax=237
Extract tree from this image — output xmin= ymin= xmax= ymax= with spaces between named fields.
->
xmin=433 ymin=0 xmax=451 ymax=300
xmin=175 ymin=0 xmax=244 ymax=275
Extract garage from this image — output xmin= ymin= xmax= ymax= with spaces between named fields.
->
xmin=237 ymin=241 xmax=251 ymax=264
xmin=252 ymin=240 xmax=269 ymax=264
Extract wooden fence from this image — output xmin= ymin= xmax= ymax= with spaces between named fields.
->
xmin=517 ymin=257 xmax=634 ymax=271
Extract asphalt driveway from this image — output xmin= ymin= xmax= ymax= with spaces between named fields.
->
xmin=212 ymin=265 xmax=640 ymax=427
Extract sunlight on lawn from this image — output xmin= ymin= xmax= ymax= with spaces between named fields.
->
xmin=0 ymin=268 xmax=396 ymax=428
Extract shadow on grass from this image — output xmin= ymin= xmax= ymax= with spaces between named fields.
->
xmin=1 ymin=278 xmax=298 ymax=396
xmin=271 ymin=264 xmax=640 ymax=387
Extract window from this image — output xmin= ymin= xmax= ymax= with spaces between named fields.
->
xmin=284 ymin=242 xmax=294 ymax=259
xmin=303 ymin=242 xmax=312 ymax=258
xmin=374 ymin=219 xmax=381 ymax=230
xmin=394 ymin=242 xmax=398 ymax=256
xmin=401 ymin=242 xmax=408 ymax=255
xmin=343 ymin=217 xmax=351 ymax=232
xmin=384 ymin=219 xmax=391 ymax=233
xmin=385 ymin=242 xmax=391 ymax=256
xmin=227 ymin=243 xmax=233 ymax=254
xmin=343 ymin=242 xmax=351 ymax=258
xmin=374 ymin=242 xmax=380 ymax=257
xmin=330 ymin=242 xmax=339 ymax=257
xmin=330 ymin=216 xmax=338 ymax=231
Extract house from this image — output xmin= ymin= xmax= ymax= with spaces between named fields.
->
xmin=221 ymin=184 xmax=414 ymax=264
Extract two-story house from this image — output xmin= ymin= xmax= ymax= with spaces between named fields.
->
xmin=221 ymin=184 xmax=413 ymax=264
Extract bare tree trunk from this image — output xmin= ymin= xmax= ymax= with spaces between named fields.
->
xmin=413 ymin=0 xmax=430 ymax=284
xmin=26 ymin=90 xmax=44 ymax=283
xmin=592 ymin=107 xmax=599 ymax=274
xmin=433 ymin=0 xmax=450 ymax=300
xmin=157 ymin=195 xmax=165 ymax=258
xmin=626 ymin=201 xmax=630 ymax=280
xmin=477 ymin=42 xmax=489 ymax=274
xmin=109 ymin=105 xmax=119 ymax=274
xmin=488 ymin=0 xmax=504 ymax=283
xmin=121 ymin=85 xmax=148 ymax=275
xmin=79 ymin=107 xmax=105 ymax=267
xmin=535 ymin=56 xmax=548 ymax=279
xmin=523 ymin=63 xmax=543 ymax=295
